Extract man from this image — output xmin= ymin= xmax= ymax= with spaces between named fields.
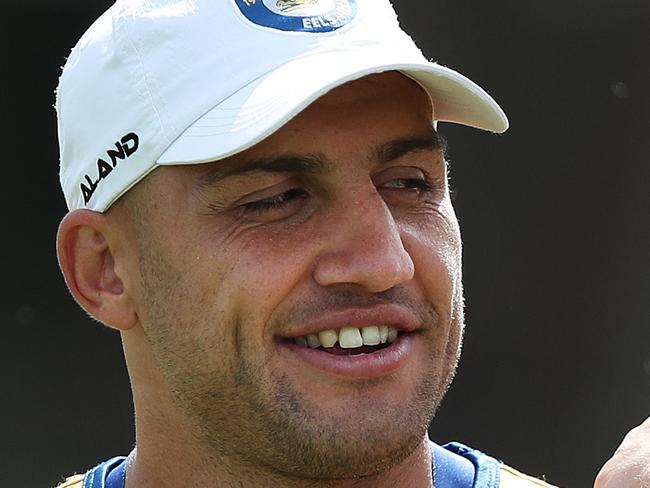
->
xmin=53 ymin=0 xmax=641 ymax=487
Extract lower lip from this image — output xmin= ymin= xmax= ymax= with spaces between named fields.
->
xmin=277 ymin=333 xmax=416 ymax=380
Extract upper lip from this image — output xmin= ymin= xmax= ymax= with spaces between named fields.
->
xmin=277 ymin=304 xmax=423 ymax=338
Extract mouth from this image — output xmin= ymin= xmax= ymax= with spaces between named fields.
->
xmin=282 ymin=325 xmax=400 ymax=356
xmin=276 ymin=326 xmax=416 ymax=379
xmin=274 ymin=305 xmax=423 ymax=379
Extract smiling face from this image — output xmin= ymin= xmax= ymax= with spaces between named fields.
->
xmin=121 ymin=72 xmax=464 ymax=480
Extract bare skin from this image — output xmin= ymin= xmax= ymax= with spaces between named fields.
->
xmin=594 ymin=416 xmax=650 ymax=488
xmin=57 ymin=73 xmax=465 ymax=487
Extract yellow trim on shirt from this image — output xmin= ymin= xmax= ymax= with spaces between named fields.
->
xmin=54 ymin=474 xmax=84 ymax=488
xmin=500 ymin=464 xmax=560 ymax=487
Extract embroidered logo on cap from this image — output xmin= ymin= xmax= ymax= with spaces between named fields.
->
xmin=235 ymin=0 xmax=356 ymax=33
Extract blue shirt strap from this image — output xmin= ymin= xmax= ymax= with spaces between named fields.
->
xmin=83 ymin=457 xmax=127 ymax=488
xmin=442 ymin=442 xmax=502 ymax=488
xmin=431 ymin=441 xmax=476 ymax=488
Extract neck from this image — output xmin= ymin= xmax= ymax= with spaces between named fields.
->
xmin=125 ymin=436 xmax=433 ymax=488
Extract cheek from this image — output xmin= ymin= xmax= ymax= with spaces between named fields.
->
xmin=401 ymin=207 xmax=462 ymax=310
xmin=134 ymin=221 xmax=243 ymax=365
xmin=213 ymin=223 xmax=318 ymax=340
xmin=400 ymin=210 xmax=464 ymax=367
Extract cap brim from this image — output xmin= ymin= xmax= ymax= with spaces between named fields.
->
xmin=157 ymin=49 xmax=508 ymax=166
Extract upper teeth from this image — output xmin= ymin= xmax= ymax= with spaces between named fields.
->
xmin=294 ymin=326 xmax=399 ymax=349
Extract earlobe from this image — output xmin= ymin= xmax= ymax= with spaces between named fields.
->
xmin=57 ymin=209 xmax=138 ymax=330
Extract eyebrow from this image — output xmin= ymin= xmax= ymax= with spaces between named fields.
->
xmin=375 ymin=132 xmax=447 ymax=163
xmin=196 ymin=154 xmax=328 ymax=188
xmin=196 ymin=132 xmax=447 ymax=188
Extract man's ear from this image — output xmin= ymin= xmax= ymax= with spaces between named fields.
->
xmin=57 ymin=209 xmax=138 ymax=330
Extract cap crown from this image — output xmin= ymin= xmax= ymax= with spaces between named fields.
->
xmin=57 ymin=0 xmax=426 ymax=211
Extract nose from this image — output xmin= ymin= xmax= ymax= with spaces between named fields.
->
xmin=313 ymin=191 xmax=415 ymax=293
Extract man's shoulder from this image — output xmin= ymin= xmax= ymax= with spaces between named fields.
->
xmin=54 ymin=474 xmax=84 ymax=488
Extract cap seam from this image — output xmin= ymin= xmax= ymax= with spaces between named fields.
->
xmin=119 ymin=3 xmax=171 ymax=149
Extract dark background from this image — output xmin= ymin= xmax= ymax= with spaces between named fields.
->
xmin=2 ymin=1 xmax=649 ymax=487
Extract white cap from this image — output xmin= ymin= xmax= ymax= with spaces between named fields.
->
xmin=56 ymin=0 xmax=509 ymax=212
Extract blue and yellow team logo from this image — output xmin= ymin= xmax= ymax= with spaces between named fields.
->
xmin=235 ymin=0 xmax=357 ymax=33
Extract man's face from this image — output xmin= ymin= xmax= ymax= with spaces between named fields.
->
xmin=125 ymin=73 xmax=464 ymax=479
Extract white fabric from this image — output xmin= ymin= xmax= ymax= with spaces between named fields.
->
xmin=56 ymin=0 xmax=508 ymax=212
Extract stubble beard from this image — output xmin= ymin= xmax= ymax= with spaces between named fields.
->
xmin=136 ymin=244 xmax=463 ymax=483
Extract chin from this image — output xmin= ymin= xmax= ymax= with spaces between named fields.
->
xmin=238 ymin=369 xmax=446 ymax=480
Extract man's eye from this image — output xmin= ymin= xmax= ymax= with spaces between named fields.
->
xmin=380 ymin=178 xmax=433 ymax=192
xmin=377 ymin=176 xmax=442 ymax=208
xmin=241 ymin=188 xmax=308 ymax=214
